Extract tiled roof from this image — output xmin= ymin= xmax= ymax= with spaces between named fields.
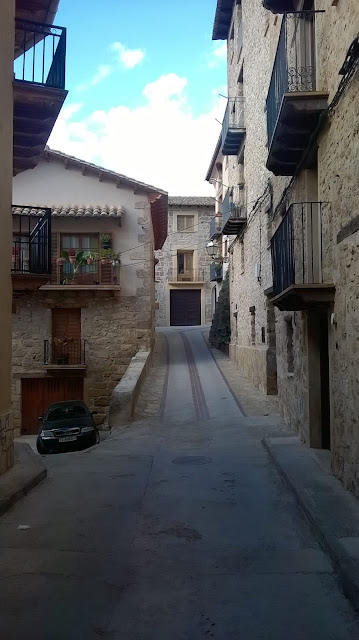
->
xmin=12 ymin=204 xmax=125 ymax=217
xmin=169 ymin=197 xmax=215 ymax=207
xmin=205 ymin=133 xmax=223 ymax=182
xmin=45 ymin=148 xmax=167 ymax=196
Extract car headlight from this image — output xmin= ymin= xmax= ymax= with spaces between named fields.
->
xmin=81 ymin=426 xmax=95 ymax=433
xmin=41 ymin=430 xmax=54 ymax=438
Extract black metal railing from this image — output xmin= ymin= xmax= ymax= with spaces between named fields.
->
xmin=12 ymin=207 xmax=51 ymax=274
xmin=222 ymin=97 xmax=245 ymax=152
xmin=44 ymin=339 xmax=86 ymax=366
xmin=210 ymin=216 xmax=222 ymax=239
xmin=53 ymin=257 xmax=121 ymax=286
xmin=210 ymin=262 xmax=223 ymax=281
xmin=266 ymin=11 xmax=321 ymax=148
xmin=222 ymin=191 xmax=246 ymax=230
xmin=14 ymin=19 xmax=66 ymax=89
xmin=271 ymin=202 xmax=326 ymax=296
xmin=168 ymin=269 xmax=205 ymax=282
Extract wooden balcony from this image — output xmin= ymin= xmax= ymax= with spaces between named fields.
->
xmin=222 ymin=98 xmax=245 ymax=156
xmin=262 ymin=0 xmax=295 ymax=12
xmin=266 ymin=12 xmax=327 ymax=176
xmin=271 ymin=202 xmax=335 ymax=311
xmin=41 ymin=256 xmax=121 ymax=292
xmin=13 ymin=19 xmax=68 ymax=175
xmin=12 ymin=207 xmax=52 ymax=291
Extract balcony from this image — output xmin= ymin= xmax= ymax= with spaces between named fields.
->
xmin=42 ymin=256 xmax=121 ymax=291
xmin=44 ymin=339 xmax=86 ymax=374
xmin=263 ymin=0 xmax=295 ymax=12
xmin=210 ymin=216 xmax=222 ymax=240
xmin=271 ymin=202 xmax=335 ymax=311
xmin=210 ymin=262 xmax=223 ymax=282
xmin=266 ymin=11 xmax=328 ymax=176
xmin=12 ymin=206 xmax=51 ymax=291
xmin=221 ymin=98 xmax=245 ymax=156
xmin=222 ymin=191 xmax=246 ymax=235
xmin=168 ymin=269 xmax=205 ymax=284
xmin=13 ymin=19 xmax=68 ymax=175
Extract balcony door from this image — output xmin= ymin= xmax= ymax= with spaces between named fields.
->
xmin=289 ymin=1 xmax=316 ymax=92
xmin=177 ymin=251 xmax=194 ymax=281
xmin=61 ymin=234 xmax=100 ymax=284
xmin=52 ymin=308 xmax=81 ymax=365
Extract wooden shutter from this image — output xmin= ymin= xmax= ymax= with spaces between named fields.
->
xmin=52 ymin=308 xmax=81 ymax=339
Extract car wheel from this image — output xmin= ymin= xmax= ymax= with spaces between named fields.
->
xmin=36 ymin=436 xmax=49 ymax=455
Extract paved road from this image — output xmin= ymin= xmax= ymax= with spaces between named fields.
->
xmin=1 ymin=326 xmax=359 ymax=639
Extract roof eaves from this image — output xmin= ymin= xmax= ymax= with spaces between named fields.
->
xmin=44 ymin=148 xmax=167 ymax=197
xmin=205 ymin=134 xmax=223 ymax=182
xmin=212 ymin=0 xmax=235 ymax=40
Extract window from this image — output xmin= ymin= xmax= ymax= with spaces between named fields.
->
xmin=177 ymin=251 xmax=194 ymax=280
xmin=177 ymin=215 xmax=195 ymax=232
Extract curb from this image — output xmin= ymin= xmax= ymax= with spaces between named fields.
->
xmin=263 ymin=436 xmax=359 ymax=614
xmin=0 ymin=443 xmax=47 ymax=517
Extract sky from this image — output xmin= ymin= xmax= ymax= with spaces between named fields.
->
xmin=49 ymin=0 xmax=227 ymax=195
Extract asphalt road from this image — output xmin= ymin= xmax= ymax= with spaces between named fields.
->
xmin=1 ymin=327 xmax=359 ymax=639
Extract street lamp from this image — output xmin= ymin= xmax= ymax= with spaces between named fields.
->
xmin=206 ymin=240 xmax=218 ymax=260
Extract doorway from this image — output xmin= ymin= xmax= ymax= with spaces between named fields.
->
xmin=307 ymin=311 xmax=331 ymax=450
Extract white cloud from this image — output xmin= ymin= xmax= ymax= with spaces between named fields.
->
xmin=77 ymin=65 xmax=112 ymax=92
xmin=208 ymin=42 xmax=227 ymax=68
xmin=111 ymin=42 xmax=145 ymax=69
xmin=49 ymin=74 xmax=226 ymax=195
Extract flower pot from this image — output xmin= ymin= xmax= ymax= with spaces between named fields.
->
xmin=69 ymin=256 xmax=76 ymax=264
xmin=57 ymin=257 xmax=66 ymax=266
xmin=100 ymin=258 xmax=109 ymax=265
xmin=87 ymin=257 xmax=94 ymax=265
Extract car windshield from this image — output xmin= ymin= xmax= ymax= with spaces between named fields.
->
xmin=46 ymin=404 xmax=88 ymax=422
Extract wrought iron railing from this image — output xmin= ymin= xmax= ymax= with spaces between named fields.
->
xmin=210 ymin=216 xmax=222 ymax=239
xmin=12 ymin=207 xmax=51 ymax=274
xmin=222 ymin=190 xmax=246 ymax=230
xmin=271 ymin=202 xmax=326 ymax=296
xmin=44 ymin=339 xmax=86 ymax=366
xmin=14 ymin=19 xmax=66 ymax=89
xmin=266 ymin=11 xmax=321 ymax=148
xmin=210 ymin=262 xmax=223 ymax=281
xmin=168 ymin=269 xmax=205 ymax=282
xmin=52 ymin=257 xmax=120 ymax=286
xmin=222 ymin=98 xmax=245 ymax=144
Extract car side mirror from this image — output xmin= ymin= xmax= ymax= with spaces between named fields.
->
xmin=91 ymin=411 xmax=97 ymax=416
xmin=38 ymin=416 xmax=43 ymax=422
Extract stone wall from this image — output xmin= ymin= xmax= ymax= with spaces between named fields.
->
xmin=220 ymin=0 xmax=359 ymax=494
xmin=155 ymin=203 xmax=215 ymax=326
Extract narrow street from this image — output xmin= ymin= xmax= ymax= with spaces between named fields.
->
xmin=1 ymin=327 xmax=359 ymax=639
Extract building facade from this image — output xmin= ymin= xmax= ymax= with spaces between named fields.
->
xmin=1 ymin=0 xmax=68 ymax=474
xmin=12 ymin=149 xmax=167 ymax=434
xmin=209 ymin=1 xmax=359 ymax=492
xmin=155 ymin=197 xmax=215 ymax=326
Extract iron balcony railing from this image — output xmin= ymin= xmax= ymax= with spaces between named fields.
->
xmin=210 ymin=262 xmax=223 ymax=281
xmin=12 ymin=207 xmax=52 ymax=274
xmin=271 ymin=202 xmax=327 ymax=297
xmin=52 ymin=256 xmax=120 ymax=286
xmin=222 ymin=190 xmax=246 ymax=231
xmin=266 ymin=11 xmax=321 ymax=148
xmin=44 ymin=339 xmax=86 ymax=366
xmin=222 ymin=97 xmax=245 ymax=155
xmin=14 ymin=19 xmax=66 ymax=89
xmin=210 ymin=216 xmax=222 ymax=239
xmin=168 ymin=269 xmax=205 ymax=283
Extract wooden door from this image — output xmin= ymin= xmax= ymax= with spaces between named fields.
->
xmin=21 ymin=377 xmax=84 ymax=434
xmin=52 ymin=308 xmax=81 ymax=365
xmin=170 ymin=290 xmax=201 ymax=326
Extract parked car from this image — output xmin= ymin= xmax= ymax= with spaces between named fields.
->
xmin=36 ymin=401 xmax=100 ymax=454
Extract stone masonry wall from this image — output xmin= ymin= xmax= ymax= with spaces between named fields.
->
xmin=155 ymin=204 xmax=215 ymax=326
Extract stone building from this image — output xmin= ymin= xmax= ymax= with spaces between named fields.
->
xmin=209 ymin=1 xmax=359 ymax=492
xmin=12 ymin=148 xmax=167 ymax=434
xmin=155 ymin=197 xmax=215 ymax=326
xmin=1 ymin=0 xmax=68 ymax=474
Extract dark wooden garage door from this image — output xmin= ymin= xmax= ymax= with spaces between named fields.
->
xmin=21 ymin=377 xmax=84 ymax=434
xmin=170 ymin=289 xmax=201 ymax=326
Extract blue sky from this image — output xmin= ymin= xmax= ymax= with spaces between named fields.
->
xmin=49 ymin=0 xmax=227 ymax=194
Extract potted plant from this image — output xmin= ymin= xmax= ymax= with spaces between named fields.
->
xmin=100 ymin=249 xmax=111 ymax=265
xmin=86 ymin=252 xmax=96 ymax=265
xmin=111 ymin=251 xmax=121 ymax=266
xmin=68 ymin=248 xmax=76 ymax=264
xmin=101 ymin=234 xmax=111 ymax=250
xmin=57 ymin=255 xmax=66 ymax=266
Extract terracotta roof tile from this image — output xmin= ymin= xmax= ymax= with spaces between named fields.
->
xmin=12 ymin=204 xmax=125 ymax=217
xmin=169 ymin=196 xmax=215 ymax=207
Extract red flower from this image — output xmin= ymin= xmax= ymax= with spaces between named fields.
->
xmin=69 ymin=247 xmax=76 ymax=256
